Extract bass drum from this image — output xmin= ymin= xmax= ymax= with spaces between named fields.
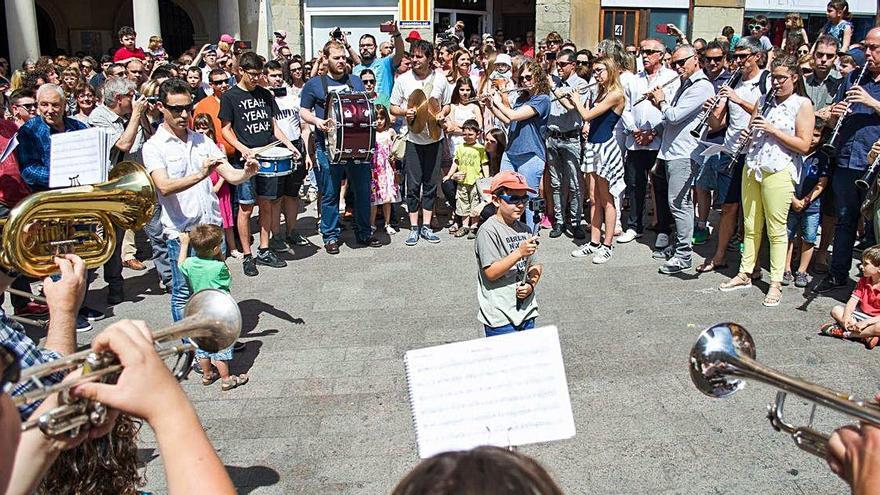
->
xmin=325 ymin=92 xmax=376 ymax=164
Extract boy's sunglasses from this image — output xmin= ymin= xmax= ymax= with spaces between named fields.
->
xmin=496 ymin=193 xmax=529 ymax=205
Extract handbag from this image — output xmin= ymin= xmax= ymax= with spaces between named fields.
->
xmin=391 ymin=131 xmax=408 ymax=162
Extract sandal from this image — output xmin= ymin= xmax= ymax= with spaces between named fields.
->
xmin=448 ymin=226 xmax=458 ymax=235
xmin=202 ymin=373 xmax=219 ymax=386
xmin=696 ymin=259 xmax=728 ymax=273
xmin=454 ymin=227 xmax=469 ymax=237
xmin=221 ymin=374 xmax=249 ymax=391
xmin=762 ymin=283 xmax=782 ymax=307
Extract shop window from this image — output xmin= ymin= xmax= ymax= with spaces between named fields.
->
xmin=601 ymin=10 xmax=639 ymax=47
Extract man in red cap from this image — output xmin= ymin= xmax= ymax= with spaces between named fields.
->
xmin=406 ymin=30 xmax=422 ymax=44
xmin=475 ymin=171 xmax=543 ymax=337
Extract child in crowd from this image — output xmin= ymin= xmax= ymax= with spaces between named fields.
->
xmin=370 ymin=105 xmax=400 ymax=236
xmin=146 ymin=35 xmax=166 ymax=59
xmin=476 ymin=171 xmax=543 ymax=337
xmin=193 ymin=113 xmax=239 ymax=258
xmin=178 ymin=224 xmax=249 ymax=390
xmin=820 ymin=245 xmax=880 ymax=349
xmin=781 ymin=13 xmax=809 ymax=54
xmin=784 ymin=119 xmax=829 ymax=288
xmin=821 ymin=0 xmax=853 ymax=52
xmin=444 ymin=119 xmax=489 ymax=238
xmin=748 ymin=15 xmax=774 ymax=52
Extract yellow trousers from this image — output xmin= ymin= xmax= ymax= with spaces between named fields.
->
xmin=739 ymin=168 xmax=794 ymax=283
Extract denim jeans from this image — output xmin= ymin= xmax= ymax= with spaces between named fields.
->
xmin=315 ymin=145 xmax=372 ymax=243
xmin=500 ymin=153 xmax=545 ymax=231
xmin=546 ymin=136 xmax=583 ymax=227
xmin=831 ymin=167 xmax=871 ymax=280
xmin=165 ymin=237 xmax=191 ymax=322
xmin=144 ymin=205 xmax=172 ymax=287
xmin=484 ymin=318 xmax=536 ymax=337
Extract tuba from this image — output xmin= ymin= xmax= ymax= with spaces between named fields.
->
xmin=0 ymin=161 xmax=156 ymax=277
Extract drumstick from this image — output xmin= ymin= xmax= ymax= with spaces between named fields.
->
xmin=250 ymin=140 xmax=282 ymax=156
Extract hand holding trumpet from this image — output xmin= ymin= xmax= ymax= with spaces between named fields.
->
xmin=827 ymin=392 xmax=880 ymax=493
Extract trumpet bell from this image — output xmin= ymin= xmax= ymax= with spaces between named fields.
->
xmin=689 ymin=322 xmax=756 ymax=399
xmin=179 ymin=289 xmax=241 ymax=352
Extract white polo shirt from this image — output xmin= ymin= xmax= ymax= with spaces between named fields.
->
xmin=142 ymin=125 xmax=223 ymax=239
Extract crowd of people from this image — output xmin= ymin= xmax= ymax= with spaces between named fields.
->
xmin=1 ymin=3 xmax=880 ymax=492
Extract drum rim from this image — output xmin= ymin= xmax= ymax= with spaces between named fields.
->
xmin=256 ymin=147 xmax=295 ymax=160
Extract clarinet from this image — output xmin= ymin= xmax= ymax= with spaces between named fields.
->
xmin=723 ymin=87 xmax=779 ymax=175
xmin=856 ymin=153 xmax=880 ymax=190
xmin=690 ymin=68 xmax=744 ymax=139
xmin=821 ymin=62 xmax=870 ymax=157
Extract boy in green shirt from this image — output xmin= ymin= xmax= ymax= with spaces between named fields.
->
xmin=179 ymin=224 xmax=248 ymax=391
xmin=444 ymin=119 xmax=489 ymax=239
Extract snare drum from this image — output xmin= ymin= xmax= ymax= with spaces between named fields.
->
xmin=325 ymin=92 xmax=376 ymax=164
xmin=255 ymin=147 xmax=294 ymax=177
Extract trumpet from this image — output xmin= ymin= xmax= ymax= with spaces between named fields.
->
xmin=690 ymin=322 xmax=880 ymax=458
xmin=0 ymin=161 xmax=156 ymax=278
xmin=821 ymin=61 xmax=870 ymax=157
xmin=13 ymin=289 xmax=241 ymax=437
xmin=723 ymin=87 xmax=778 ymax=174
xmin=632 ymin=76 xmax=680 ymax=106
xmin=690 ymin=68 xmax=743 ymax=139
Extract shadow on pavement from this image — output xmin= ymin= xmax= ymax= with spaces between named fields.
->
xmin=225 ymin=464 xmax=281 ymax=493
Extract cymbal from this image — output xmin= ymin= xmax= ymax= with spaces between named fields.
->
xmin=426 ymin=97 xmax=442 ymax=140
xmin=407 ymin=89 xmax=428 ymax=133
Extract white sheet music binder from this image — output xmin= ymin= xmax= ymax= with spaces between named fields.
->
xmin=404 ymin=326 xmax=576 ymax=459
xmin=49 ymin=128 xmax=111 ymax=188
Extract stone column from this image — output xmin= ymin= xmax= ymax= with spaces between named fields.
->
xmin=219 ymin=0 xmax=242 ymax=40
xmin=133 ymin=0 xmax=162 ymax=42
xmin=5 ymin=0 xmax=40 ymax=68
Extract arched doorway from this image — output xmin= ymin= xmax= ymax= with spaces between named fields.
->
xmin=159 ymin=0 xmax=194 ymax=57
xmin=35 ymin=4 xmax=57 ymax=56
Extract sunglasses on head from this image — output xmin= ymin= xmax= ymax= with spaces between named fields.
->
xmin=164 ymin=103 xmax=193 ymax=114
xmin=496 ymin=193 xmax=530 ymax=204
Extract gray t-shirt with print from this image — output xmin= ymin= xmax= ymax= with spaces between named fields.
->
xmin=475 ymin=215 xmax=539 ymax=327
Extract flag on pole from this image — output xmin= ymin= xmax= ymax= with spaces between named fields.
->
xmin=399 ymin=0 xmax=432 ymax=28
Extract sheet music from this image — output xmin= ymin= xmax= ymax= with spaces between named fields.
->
xmin=49 ymin=128 xmax=110 ymax=188
xmin=0 ymin=132 xmax=17 ymax=164
xmin=700 ymin=142 xmax=731 ymax=158
xmin=404 ymin=326 xmax=576 ymax=458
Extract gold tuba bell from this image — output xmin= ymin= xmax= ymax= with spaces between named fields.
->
xmin=0 ymin=161 xmax=156 ymax=277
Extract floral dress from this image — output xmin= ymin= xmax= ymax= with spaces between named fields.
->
xmin=371 ymin=129 xmax=401 ymax=206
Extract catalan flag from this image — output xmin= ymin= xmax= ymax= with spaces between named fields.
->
xmin=399 ymin=0 xmax=431 ymax=27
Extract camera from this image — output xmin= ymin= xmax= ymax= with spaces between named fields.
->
xmin=330 ymin=27 xmax=350 ymax=41
xmin=528 ymin=198 xmax=545 ymax=213
xmin=234 ymin=40 xmax=252 ymax=50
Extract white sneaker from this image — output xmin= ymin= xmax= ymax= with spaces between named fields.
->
xmin=571 ymin=243 xmax=599 ymax=258
xmin=229 ymin=249 xmax=244 ymax=260
xmin=592 ymin=244 xmax=613 ymax=264
xmin=385 ymin=224 xmax=396 ymax=235
xmin=654 ymin=233 xmax=670 ymax=249
xmin=617 ymin=229 xmax=641 ymax=244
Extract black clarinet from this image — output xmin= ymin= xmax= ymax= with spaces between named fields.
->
xmin=723 ymin=87 xmax=779 ymax=175
xmin=690 ymin=68 xmax=744 ymax=139
xmin=856 ymin=153 xmax=880 ymax=190
xmin=821 ymin=62 xmax=870 ymax=157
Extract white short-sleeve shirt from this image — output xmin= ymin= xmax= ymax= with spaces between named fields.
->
xmin=142 ymin=126 xmax=224 ymax=238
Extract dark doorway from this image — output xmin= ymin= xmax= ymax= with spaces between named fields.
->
xmin=158 ymin=0 xmax=194 ymax=57
xmin=35 ymin=5 xmax=58 ymax=55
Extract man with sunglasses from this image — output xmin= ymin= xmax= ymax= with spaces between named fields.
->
xmin=547 ymin=50 xmax=589 ymax=240
xmin=9 ymin=89 xmax=36 ymax=128
xmin=816 ymin=27 xmax=880 ymax=293
xmin=360 ymin=69 xmax=377 ymax=99
xmin=618 ymin=38 xmax=680 ymax=246
xmin=144 ymin=78 xmax=258 ymax=322
xmin=647 ymin=44 xmax=715 ymax=274
xmin=698 ymin=36 xmax=771 ymax=274
xmin=220 ymin=52 xmax=302 ymax=276
xmin=806 ymin=35 xmax=843 ymax=116
xmin=199 ymin=47 xmax=223 ymax=97
xmin=194 ymin=68 xmax=236 ymax=158
xmin=353 ymin=21 xmax=404 ymax=108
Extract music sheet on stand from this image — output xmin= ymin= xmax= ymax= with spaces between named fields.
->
xmin=404 ymin=326 xmax=576 ymax=459
xmin=49 ymin=128 xmax=110 ymax=188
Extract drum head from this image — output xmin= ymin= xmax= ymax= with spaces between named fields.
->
xmin=326 ymin=92 xmax=341 ymax=162
xmin=256 ymin=147 xmax=293 ymax=160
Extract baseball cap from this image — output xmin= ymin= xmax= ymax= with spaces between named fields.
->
xmin=486 ymin=171 xmax=536 ymax=194
xmin=220 ymin=34 xmax=235 ymax=44
xmin=406 ymin=30 xmax=422 ymax=42
xmin=274 ymin=30 xmax=288 ymax=38
xmin=494 ymin=53 xmax=513 ymax=67
xmin=846 ymin=47 xmax=866 ymax=68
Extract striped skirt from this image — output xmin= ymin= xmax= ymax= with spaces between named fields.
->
xmin=582 ymin=138 xmax=625 ymax=197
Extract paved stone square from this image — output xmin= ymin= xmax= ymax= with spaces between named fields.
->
xmin=62 ymin=205 xmax=878 ymax=494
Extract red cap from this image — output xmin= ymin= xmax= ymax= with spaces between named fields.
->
xmin=406 ymin=30 xmax=422 ymax=41
xmin=485 ymin=171 xmax=536 ymax=194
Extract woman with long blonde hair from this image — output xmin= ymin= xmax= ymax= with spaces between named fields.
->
xmin=570 ymin=56 xmax=626 ymax=264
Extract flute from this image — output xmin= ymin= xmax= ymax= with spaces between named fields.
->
xmin=461 ymin=87 xmax=522 ymax=104
xmin=549 ymin=82 xmax=598 ymax=102
xmin=821 ymin=62 xmax=870 ymax=157
xmin=632 ymin=76 xmax=680 ymax=106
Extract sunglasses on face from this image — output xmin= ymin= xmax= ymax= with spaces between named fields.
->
xmin=797 ymin=49 xmax=809 ymax=55
xmin=496 ymin=193 xmax=529 ymax=205
xmin=243 ymin=70 xmax=261 ymax=79
xmin=704 ymin=55 xmax=724 ymax=63
xmin=164 ymin=103 xmax=193 ymax=114
xmin=210 ymin=79 xmax=229 ymax=85
xmin=670 ymin=55 xmax=693 ymax=68
xmin=732 ymin=53 xmax=752 ymax=60
xmin=641 ymin=49 xmax=662 ymax=56
xmin=521 ymin=74 xmax=533 ymax=81
xmin=749 ymin=24 xmax=763 ymax=30
xmin=362 ymin=79 xmax=376 ymax=85
xmin=815 ymin=51 xmax=836 ymax=60
xmin=577 ymin=60 xmax=591 ymax=66
xmin=291 ymin=66 xmax=302 ymax=71
xmin=16 ymin=103 xmax=36 ymax=109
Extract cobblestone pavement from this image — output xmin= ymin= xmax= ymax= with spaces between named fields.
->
xmin=59 ymin=205 xmax=877 ymax=494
